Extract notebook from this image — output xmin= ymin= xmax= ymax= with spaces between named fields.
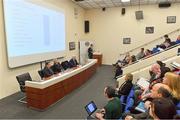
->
xmin=135 ymin=101 xmax=146 ymax=113
xmin=85 ymin=101 xmax=100 ymax=118
xmin=136 ymin=77 xmax=150 ymax=89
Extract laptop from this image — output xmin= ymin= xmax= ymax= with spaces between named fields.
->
xmin=85 ymin=101 xmax=100 ymax=118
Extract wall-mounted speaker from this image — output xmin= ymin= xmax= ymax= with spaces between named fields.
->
xmin=159 ymin=2 xmax=171 ymax=8
xmin=102 ymin=7 xmax=106 ymax=11
xmin=84 ymin=20 xmax=89 ymax=33
xmin=121 ymin=8 xmax=125 ymax=15
xmin=135 ymin=11 xmax=143 ymax=20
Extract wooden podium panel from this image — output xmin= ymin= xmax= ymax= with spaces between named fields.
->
xmin=25 ymin=60 xmax=97 ymax=110
xmin=93 ymin=53 xmax=102 ymax=67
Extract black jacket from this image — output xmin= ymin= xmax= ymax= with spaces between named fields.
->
xmin=88 ymin=47 xmax=93 ymax=59
xmin=51 ymin=63 xmax=63 ymax=74
xmin=118 ymin=80 xmax=133 ymax=96
xmin=69 ymin=58 xmax=79 ymax=68
xmin=43 ymin=67 xmax=54 ymax=78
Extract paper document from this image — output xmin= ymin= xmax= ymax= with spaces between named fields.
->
xmin=136 ymin=77 xmax=149 ymax=89
xmin=171 ymin=62 xmax=180 ymax=69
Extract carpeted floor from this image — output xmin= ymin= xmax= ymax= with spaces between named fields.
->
xmin=0 ymin=65 xmax=119 ymax=119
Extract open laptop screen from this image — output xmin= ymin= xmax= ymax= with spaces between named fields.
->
xmin=85 ymin=101 xmax=97 ymax=115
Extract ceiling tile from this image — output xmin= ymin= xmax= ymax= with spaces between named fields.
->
xmin=72 ymin=0 xmax=180 ymax=9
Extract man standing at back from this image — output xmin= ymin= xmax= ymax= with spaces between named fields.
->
xmin=88 ymin=44 xmax=93 ymax=59
xmin=96 ymin=86 xmax=122 ymax=120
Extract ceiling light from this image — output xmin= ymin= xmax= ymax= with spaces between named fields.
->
xmin=121 ymin=0 xmax=130 ymax=2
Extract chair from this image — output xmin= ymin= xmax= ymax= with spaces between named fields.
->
xmin=38 ymin=70 xmax=44 ymax=79
xmin=16 ymin=72 xmax=32 ymax=103
xmin=176 ymin=102 xmax=180 ymax=114
xmin=124 ymin=87 xmax=135 ymax=112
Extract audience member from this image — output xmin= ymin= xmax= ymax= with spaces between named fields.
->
xmin=149 ymin=98 xmax=176 ymax=119
xmin=95 ymin=86 xmax=122 ymax=120
xmin=117 ymin=73 xmax=133 ymax=96
xmin=69 ymin=56 xmax=79 ymax=68
xmin=141 ymin=83 xmax=171 ymax=100
xmin=163 ymin=72 xmax=180 ymax=104
xmin=88 ymin=44 xmax=93 ymax=59
xmin=131 ymin=55 xmax=136 ymax=63
xmin=124 ymin=84 xmax=173 ymax=120
xmin=156 ymin=60 xmax=171 ymax=79
xmin=136 ymin=48 xmax=145 ymax=60
xmin=51 ymin=59 xmax=63 ymax=74
xmin=157 ymin=35 xmax=171 ymax=49
xmin=149 ymin=63 xmax=161 ymax=83
xmin=114 ymin=63 xmax=123 ymax=79
xmin=175 ymin=35 xmax=180 ymax=44
xmin=43 ymin=61 xmax=54 ymax=79
xmin=144 ymin=49 xmax=152 ymax=58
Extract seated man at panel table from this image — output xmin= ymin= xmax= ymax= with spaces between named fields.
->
xmin=43 ymin=61 xmax=54 ymax=80
xmin=95 ymin=86 xmax=122 ymax=120
xmin=69 ymin=56 xmax=79 ymax=68
xmin=51 ymin=59 xmax=64 ymax=74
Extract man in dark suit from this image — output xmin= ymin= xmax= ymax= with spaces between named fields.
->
xmin=61 ymin=60 xmax=71 ymax=70
xmin=51 ymin=59 xmax=63 ymax=74
xmin=69 ymin=56 xmax=79 ymax=68
xmin=43 ymin=61 xmax=54 ymax=79
xmin=88 ymin=44 xmax=93 ymax=59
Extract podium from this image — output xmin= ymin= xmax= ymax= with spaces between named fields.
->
xmin=93 ymin=52 xmax=102 ymax=66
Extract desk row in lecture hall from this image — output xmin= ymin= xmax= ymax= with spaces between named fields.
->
xmin=25 ymin=59 xmax=97 ymax=110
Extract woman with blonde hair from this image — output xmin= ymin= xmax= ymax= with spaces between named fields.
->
xmin=163 ymin=72 xmax=180 ymax=102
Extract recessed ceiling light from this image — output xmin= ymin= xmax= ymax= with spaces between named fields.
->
xmin=121 ymin=0 xmax=130 ymax=2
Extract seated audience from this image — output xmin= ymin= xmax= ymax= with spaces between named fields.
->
xmin=144 ymin=49 xmax=152 ymax=58
xmin=51 ymin=59 xmax=63 ymax=74
xmin=175 ymin=35 xmax=180 ymax=44
xmin=117 ymin=73 xmax=133 ymax=96
xmin=124 ymin=83 xmax=173 ymax=120
xmin=127 ymin=55 xmax=137 ymax=65
xmin=95 ymin=86 xmax=122 ymax=120
xmin=156 ymin=60 xmax=171 ymax=79
xmin=136 ymin=48 xmax=145 ymax=60
xmin=69 ymin=56 xmax=79 ymax=68
xmin=131 ymin=55 xmax=136 ymax=63
xmin=149 ymin=98 xmax=176 ymax=119
xmin=43 ymin=61 xmax=54 ymax=79
xmin=141 ymin=83 xmax=171 ymax=100
xmin=114 ymin=63 xmax=123 ymax=79
xmin=163 ymin=72 xmax=180 ymax=104
xmin=114 ymin=52 xmax=131 ymax=67
xmin=157 ymin=35 xmax=171 ymax=49
xmin=149 ymin=63 xmax=161 ymax=83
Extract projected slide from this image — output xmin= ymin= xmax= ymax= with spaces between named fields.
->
xmin=3 ymin=0 xmax=66 ymax=68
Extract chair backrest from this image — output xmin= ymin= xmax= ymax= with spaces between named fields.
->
xmin=38 ymin=70 xmax=44 ymax=79
xmin=176 ymin=101 xmax=180 ymax=114
xmin=16 ymin=72 xmax=32 ymax=92
xmin=124 ymin=86 xmax=135 ymax=112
